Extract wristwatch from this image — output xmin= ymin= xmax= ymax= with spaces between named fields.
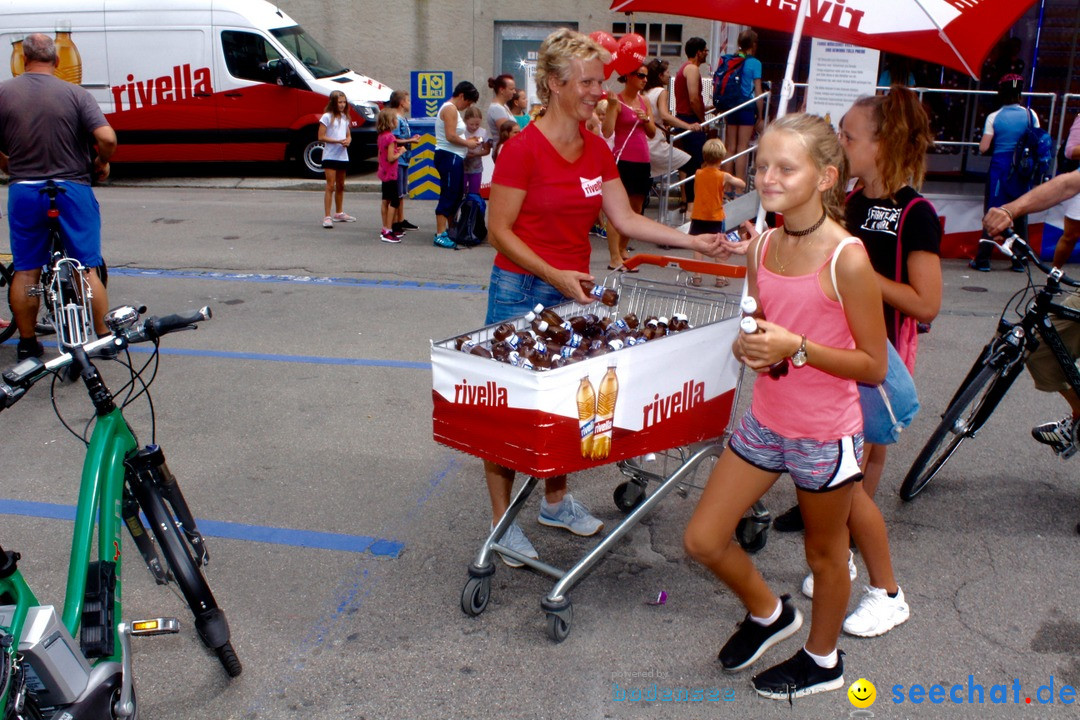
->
xmin=791 ymin=335 xmax=808 ymax=368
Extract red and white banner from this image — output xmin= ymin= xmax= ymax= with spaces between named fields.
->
xmin=432 ymin=316 xmax=742 ymax=478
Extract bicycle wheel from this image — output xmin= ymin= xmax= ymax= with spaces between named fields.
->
xmin=136 ymin=483 xmax=242 ymax=678
xmin=900 ymin=362 xmax=1017 ymax=501
xmin=0 ymin=262 xmax=15 ymax=344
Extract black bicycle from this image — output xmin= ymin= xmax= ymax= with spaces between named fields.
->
xmin=1 ymin=180 xmax=107 ymax=348
xmin=900 ymin=230 xmax=1080 ymax=501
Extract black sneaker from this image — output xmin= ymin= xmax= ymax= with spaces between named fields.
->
xmin=1032 ymin=415 xmax=1078 ymax=459
xmin=772 ymin=505 xmax=804 ymax=533
xmin=718 ymin=594 xmax=802 ymax=671
xmin=400 ymin=219 xmax=420 ymax=230
xmin=391 ymin=222 xmax=405 ymax=235
xmin=16 ymin=337 xmax=44 ymax=361
xmin=752 ymin=648 xmax=845 ymax=701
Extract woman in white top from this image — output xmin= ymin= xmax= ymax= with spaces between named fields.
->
xmin=487 ymin=74 xmax=516 ymax=154
xmin=434 ymin=81 xmax=481 ymax=248
xmin=642 ymin=59 xmax=691 ymax=179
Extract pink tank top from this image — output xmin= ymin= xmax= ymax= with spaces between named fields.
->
xmin=612 ymin=96 xmax=650 ymax=163
xmin=750 ymin=231 xmax=863 ymax=440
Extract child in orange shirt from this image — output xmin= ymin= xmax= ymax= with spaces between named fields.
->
xmin=690 ymin=138 xmax=745 ymax=286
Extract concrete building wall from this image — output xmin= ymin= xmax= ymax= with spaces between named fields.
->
xmin=279 ymin=1 xmax=715 ymax=99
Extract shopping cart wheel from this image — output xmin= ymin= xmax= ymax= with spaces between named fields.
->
xmin=461 ymin=576 xmax=491 ymax=617
xmin=613 ymin=481 xmax=646 ymax=514
xmin=545 ymin=605 xmax=573 ymax=643
xmin=736 ymin=516 xmax=770 ymax=554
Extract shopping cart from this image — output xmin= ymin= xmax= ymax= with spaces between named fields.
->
xmin=431 ymin=255 xmax=768 ymax=642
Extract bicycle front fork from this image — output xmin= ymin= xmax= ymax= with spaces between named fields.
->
xmin=123 ymin=445 xmax=210 ymax=574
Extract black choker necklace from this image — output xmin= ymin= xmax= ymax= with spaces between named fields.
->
xmin=786 ymin=210 xmax=827 ymax=237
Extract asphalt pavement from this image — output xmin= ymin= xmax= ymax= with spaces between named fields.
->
xmin=1 ymin=177 xmax=1077 ymax=720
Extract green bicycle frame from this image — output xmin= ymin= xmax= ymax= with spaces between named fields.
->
xmin=1 ymin=405 xmax=136 ymax=706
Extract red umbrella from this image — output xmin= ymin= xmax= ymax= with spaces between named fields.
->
xmin=610 ymin=0 xmax=1034 ymax=78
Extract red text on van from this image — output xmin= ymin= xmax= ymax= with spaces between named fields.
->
xmin=111 ymin=64 xmax=212 ymax=112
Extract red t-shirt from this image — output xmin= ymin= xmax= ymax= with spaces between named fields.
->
xmin=491 ymin=122 xmax=619 ymax=275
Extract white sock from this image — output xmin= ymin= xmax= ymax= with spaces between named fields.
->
xmin=750 ymin=598 xmax=782 ymax=626
xmin=803 ymin=646 xmax=838 ymax=668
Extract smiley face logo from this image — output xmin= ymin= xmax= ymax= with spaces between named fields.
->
xmin=848 ymin=678 xmax=877 ymax=708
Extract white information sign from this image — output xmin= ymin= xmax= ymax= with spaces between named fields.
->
xmin=805 ymin=40 xmax=880 ymax=129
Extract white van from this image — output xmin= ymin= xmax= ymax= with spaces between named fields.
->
xmin=0 ymin=0 xmax=392 ymax=176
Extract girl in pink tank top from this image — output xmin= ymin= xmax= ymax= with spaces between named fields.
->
xmin=683 ymin=114 xmax=888 ymax=700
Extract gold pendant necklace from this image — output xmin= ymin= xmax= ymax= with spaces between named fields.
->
xmin=775 ymin=233 xmax=820 ymax=274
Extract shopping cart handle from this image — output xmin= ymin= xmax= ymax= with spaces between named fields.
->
xmin=622 ymin=254 xmax=747 ymax=278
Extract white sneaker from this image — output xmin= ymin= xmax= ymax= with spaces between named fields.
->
xmin=332 ymin=212 xmax=356 ymax=222
xmin=801 ymin=550 xmax=857 ymax=599
xmin=322 ymin=216 xmax=333 ymax=228
xmin=843 ymin=585 xmax=910 ymax=637
xmin=492 ymin=522 xmax=538 ymax=568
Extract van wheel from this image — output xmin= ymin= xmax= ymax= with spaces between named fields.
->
xmin=293 ymin=130 xmax=325 ymax=178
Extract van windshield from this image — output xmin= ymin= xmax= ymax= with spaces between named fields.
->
xmin=271 ymin=25 xmax=349 ymax=79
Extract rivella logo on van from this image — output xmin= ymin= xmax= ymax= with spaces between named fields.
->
xmin=110 ymin=64 xmax=212 ymax=112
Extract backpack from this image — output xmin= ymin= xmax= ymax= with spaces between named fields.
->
xmin=712 ymin=54 xmax=750 ymax=112
xmin=1010 ymin=109 xmax=1053 ymax=190
xmin=448 ymin=193 xmax=487 ymax=247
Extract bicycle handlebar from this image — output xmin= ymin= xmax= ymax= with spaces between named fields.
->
xmin=978 ymin=230 xmax=1080 ymax=288
xmin=0 ymin=305 xmax=212 ymax=411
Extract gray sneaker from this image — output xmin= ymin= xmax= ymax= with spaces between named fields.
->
xmin=538 ymin=493 xmax=604 ymax=536
xmin=492 ymin=522 xmax=538 ymax=568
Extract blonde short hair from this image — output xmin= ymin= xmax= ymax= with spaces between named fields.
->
xmin=534 ymin=28 xmax=609 ymax=107
xmin=703 ymin=138 xmax=728 ymax=164
xmin=376 ymin=107 xmax=398 ymax=133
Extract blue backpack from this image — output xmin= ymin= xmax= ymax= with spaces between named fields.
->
xmin=712 ymin=54 xmax=750 ymax=112
xmin=1011 ymin=110 xmax=1053 ymax=189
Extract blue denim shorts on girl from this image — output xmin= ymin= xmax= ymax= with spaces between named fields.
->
xmin=728 ymin=409 xmax=864 ymax=492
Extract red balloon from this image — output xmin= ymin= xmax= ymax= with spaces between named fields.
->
xmin=589 ymin=30 xmax=619 ymax=57
xmin=613 ymin=33 xmax=647 ymax=77
xmin=589 ymin=31 xmax=620 ymax=79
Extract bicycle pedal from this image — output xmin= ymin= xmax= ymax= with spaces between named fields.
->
xmin=127 ymin=618 xmax=180 ymax=636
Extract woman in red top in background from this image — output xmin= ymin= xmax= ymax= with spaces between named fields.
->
xmin=482 ymin=27 xmax=735 ymax=567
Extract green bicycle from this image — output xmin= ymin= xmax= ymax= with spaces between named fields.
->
xmin=0 ymin=303 xmax=240 ymax=720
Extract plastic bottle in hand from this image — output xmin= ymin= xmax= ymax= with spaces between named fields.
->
xmin=739 ymin=310 xmax=788 ymax=379
xmin=580 ymin=280 xmax=619 ymax=307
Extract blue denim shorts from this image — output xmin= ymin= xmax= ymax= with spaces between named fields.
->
xmin=485 ymin=265 xmax=567 ymax=325
xmin=728 ymin=409 xmax=864 ymax=492
xmin=8 ymin=181 xmax=102 ymax=270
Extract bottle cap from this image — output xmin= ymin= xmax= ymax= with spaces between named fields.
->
xmin=740 ymin=295 xmax=758 ymax=315
xmin=536 ymin=320 xmax=550 ymax=333
xmin=533 ymin=303 xmax=545 ymax=314
xmin=740 ymin=316 xmax=759 ymax=334
xmin=524 ymin=311 xmax=537 ymax=323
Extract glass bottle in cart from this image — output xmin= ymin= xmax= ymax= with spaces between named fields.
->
xmin=592 ymin=361 xmax=619 ymax=460
xmin=576 ymin=375 xmax=597 ymax=458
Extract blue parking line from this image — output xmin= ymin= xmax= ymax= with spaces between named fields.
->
xmin=0 ymin=340 xmax=431 ymax=369
xmin=0 ymin=499 xmax=403 ymax=558
xmin=110 ymin=267 xmax=486 ymax=293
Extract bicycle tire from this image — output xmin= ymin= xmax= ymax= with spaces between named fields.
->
xmin=0 ymin=262 xmax=15 ymax=344
xmin=137 ymin=484 xmax=242 ymax=678
xmin=900 ymin=363 xmax=1012 ymax=501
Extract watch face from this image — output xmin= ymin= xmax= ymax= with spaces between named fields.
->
xmin=791 ymin=351 xmax=807 ymax=368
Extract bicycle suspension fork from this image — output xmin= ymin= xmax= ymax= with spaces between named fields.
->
xmin=124 ymin=445 xmax=210 ymax=567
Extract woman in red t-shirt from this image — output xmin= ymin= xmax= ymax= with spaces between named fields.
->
xmin=481 ymin=28 xmax=738 ymax=567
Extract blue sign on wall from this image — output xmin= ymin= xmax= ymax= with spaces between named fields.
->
xmin=411 ymin=71 xmax=452 ymax=119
